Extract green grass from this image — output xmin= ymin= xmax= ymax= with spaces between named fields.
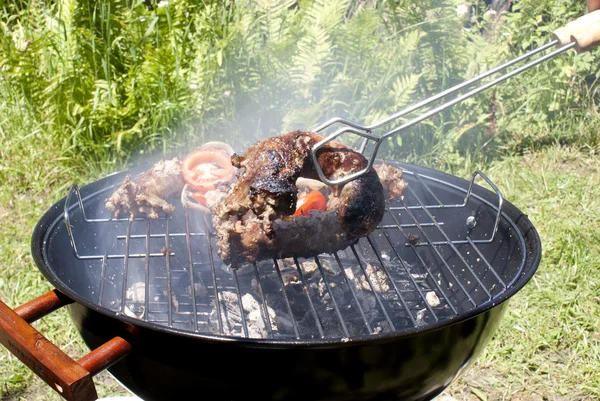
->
xmin=0 ymin=102 xmax=127 ymax=399
xmin=446 ymin=146 xmax=600 ymax=400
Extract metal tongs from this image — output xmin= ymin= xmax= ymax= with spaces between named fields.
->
xmin=311 ymin=10 xmax=600 ymax=186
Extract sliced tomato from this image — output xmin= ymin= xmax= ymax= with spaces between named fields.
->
xmin=191 ymin=191 xmax=207 ymax=206
xmin=182 ymin=148 xmax=234 ymax=192
xmin=293 ymin=190 xmax=327 ymax=217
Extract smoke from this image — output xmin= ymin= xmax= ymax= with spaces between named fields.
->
xmin=171 ymin=1 xmax=405 ymax=157
xmin=121 ymin=0 xmax=501 ymax=170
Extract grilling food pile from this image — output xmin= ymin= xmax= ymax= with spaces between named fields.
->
xmin=105 ymin=131 xmax=407 ymax=268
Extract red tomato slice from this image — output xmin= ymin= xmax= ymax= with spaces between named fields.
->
xmin=182 ymin=148 xmax=234 ymax=192
xmin=293 ymin=190 xmax=327 ymax=216
xmin=191 ymin=191 xmax=207 ymax=206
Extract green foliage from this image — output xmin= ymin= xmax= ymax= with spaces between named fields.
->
xmin=492 ymin=0 xmax=600 ymax=154
xmin=1 ymin=0 xmax=599 ymax=173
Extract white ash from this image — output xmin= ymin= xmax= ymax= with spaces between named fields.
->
xmin=123 ymin=304 xmax=145 ymax=319
xmin=344 ymin=268 xmax=360 ymax=289
xmin=416 ymin=308 xmax=427 ymax=325
xmin=279 ymin=257 xmax=325 ymax=278
xmin=209 ymin=291 xmax=279 ymax=338
xmin=279 ymin=258 xmax=298 ymax=269
xmin=298 ymin=257 xmax=337 ymax=276
xmin=319 ymin=259 xmax=338 ymax=275
xmin=241 ymin=293 xmax=277 ymax=327
xmin=124 ymin=282 xmax=146 ymax=319
xmin=306 ymin=267 xmax=383 ymax=333
xmin=379 ymin=251 xmax=391 ymax=262
xmin=209 ymin=291 xmax=242 ymax=336
xmin=126 ymin=282 xmax=146 ymax=303
xmin=223 ymin=261 xmax=256 ymax=276
xmin=426 ymin=291 xmax=440 ymax=307
xmin=284 ymin=276 xmax=302 ymax=286
xmin=301 ymin=260 xmax=319 ymax=274
xmin=312 ymin=278 xmax=334 ymax=300
xmin=281 ymin=270 xmax=302 ymax=286
xmin=171 ymin=294 xmax=179 ymax=312
xmin=344 ymin=264 xmax=390 ymax=293
xmin=218 ymin=262 xmax=233 ymax=275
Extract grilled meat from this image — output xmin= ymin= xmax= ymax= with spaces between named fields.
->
xmin=374 ymin=162 xmax=408 ymax=202
xmin=214 ymin=208 xmax=355 ymax=268
xmin=105 ymin=158 xmax=185 ymax=220
xmin=212 ymin=131 xmax=405 ymax=268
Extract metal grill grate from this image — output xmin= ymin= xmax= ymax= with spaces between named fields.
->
xmin=60 ymin=166 xmax=526 ymax=341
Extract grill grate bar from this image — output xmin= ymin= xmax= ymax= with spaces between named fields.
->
xmin=144 ymin=221 xmax=151 ymax=321
xmin=400 ymin=190 xmax=477 ymax=307
xmin=120 ymin=220 xmax=132 ymax=314
xmin=204 ymin=215 xmax=223 ymax=335
xmin=405 ymin=181 xmax=493 ymax=300
xmin=273 ymin=260 xmax=301 ymax=339
xmin=414 ymin=173 xmax=444 ymax=206
xmin=372 ymin=228 xmax=437 ymax=322
xmin=315 ymin=256 xmax=350 ymax=338
xmin=76 ymin=253 xmax=169 ymax=260
xmin=386 ymin=208 xmax=459 ymax=315
xmin=164 ymin=219 xmax=174 ymax=327
xmin=406 ymin=172 xmax=501 ymax=247
xmin=379 ymin=222 xmax=444 ymax=229
xmin=99 ymin=253 xmax=108 ymax=306
xmin=363 ymin=239 xmax=418 ymax=326
xmin=253 ymin=263 xmax=275 ymax=338
xmin=393 ymin=171 xmax=503 ymax=247
xmin=232 ymin=269 xmax=249 ymax=337
xmin=334 ymin=253 xmax=373 ymax=334
xmin=443 ymin=241 xmax=492 ymax=299
xmin=118 ymin=232 xmax=207 ymax=240
xmin=293 ymin=258 xmax=325 ymax=338
xmin=349 ymin=245 xmax=397 ymax=329
xmin=467 ymin=238 xmax=507 ymax=288
xmin=184 ymin=207 xmax=199 ymax=332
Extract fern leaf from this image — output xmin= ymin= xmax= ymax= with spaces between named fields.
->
xmin=391 ymin=73 xmax=422 ymax=109
xmin=291 ymin=23 xmax=332 ymax=89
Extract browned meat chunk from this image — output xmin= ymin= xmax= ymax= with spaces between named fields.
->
xmin=212 ymin=131 xmax=406 ymax=268
xmin=105 ymin=158 xmax=185 ymax=220
xmin=374 ymin=162 xmax=408 ymax=201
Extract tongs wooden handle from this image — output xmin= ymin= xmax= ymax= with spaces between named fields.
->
xmin=312 ymin=10 xmax=600 ymax=186
xmin=553 ymin=9 xmax=600 ymax=52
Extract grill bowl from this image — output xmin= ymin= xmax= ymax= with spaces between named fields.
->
xmin=30 ymin=161 xmax=541 ymax=401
